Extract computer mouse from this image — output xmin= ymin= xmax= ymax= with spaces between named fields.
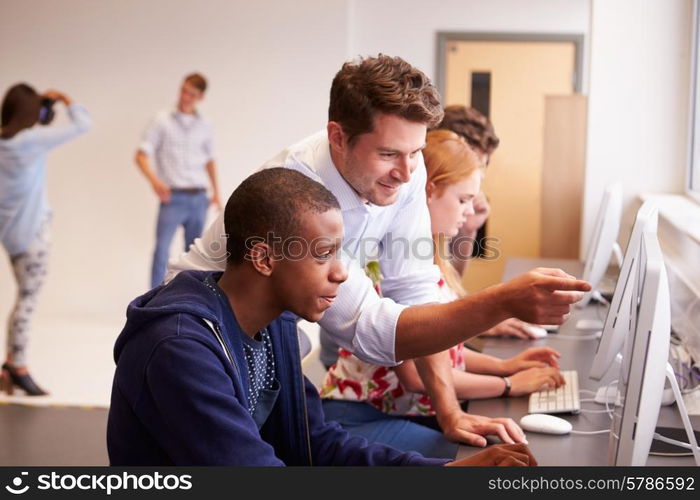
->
xmin=524 ymin=325 xmax=548 ymax=338
xmin=660 ymin=387 xmax=675 ymax=406
xmin=519 ymin=414 xmax=572 ymax=435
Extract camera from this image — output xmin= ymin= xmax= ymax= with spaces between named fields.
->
xmin=39 ymin=98 xmax=56 ymax=125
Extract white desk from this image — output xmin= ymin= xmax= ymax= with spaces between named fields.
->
xmin=456 ymin=257 xmax=699 ymax=466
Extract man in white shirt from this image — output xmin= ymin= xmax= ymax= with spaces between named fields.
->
xmin=168 ymin=55 xmax=590 ymax=447
xmin=136 ymin=73 xmax=222 ymax=288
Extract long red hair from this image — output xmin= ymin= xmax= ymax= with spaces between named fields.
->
xmin=423 ymin=129 xmax=482 ymax=296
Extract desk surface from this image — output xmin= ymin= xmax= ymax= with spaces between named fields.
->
xmin=456 ymin=257 xmax=698 ymax=466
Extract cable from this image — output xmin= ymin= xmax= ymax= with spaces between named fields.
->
xmin=571 ymin=429 xmax=610 ymax=435
xmin=604 ymin=380 xmax=619 ymax=420
xmin=580 ymin=389 xmax=617 ymax=414
xmin=549 ymin=332 xmax=601 ymax=341
xmin=679 ymin=361 xmax=700 ymax=394
xmin=681 ymin=384 xmax=700 ymax=396
xmin=596 ymin=301 xmax=608 ymax=322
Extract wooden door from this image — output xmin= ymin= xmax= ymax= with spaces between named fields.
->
xmin=443 ymin=39 xmax=579 ymax=290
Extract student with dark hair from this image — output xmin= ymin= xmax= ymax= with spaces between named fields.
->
xmin=136 ymin=72 xmax=222 ymax=288
xmin=0 ymin=83 xmax=91 ymax=395
xmin=437 ymin=105 xmax=500 ymax=163
xmin=107 ymin=168 xmax=536 ymax=466
xmin=169 ymin=54 xmax=590 ymax=447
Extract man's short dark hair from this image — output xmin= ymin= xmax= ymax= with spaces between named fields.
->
xmin=435 ymin=105 xmax=499 ymax=155
xmin=328 ymin=54 xmax=443 ymax=144
xmin=184 ymin=73 xmax=207 ymax=93
xmin=225 ymin=168 xmax=341 ymax=264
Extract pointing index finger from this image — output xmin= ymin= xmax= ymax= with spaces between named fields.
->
xmin=540 ymin=276 xmax=591 ymax=292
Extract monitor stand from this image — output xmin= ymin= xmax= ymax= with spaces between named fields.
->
xmin=654 ymin=362 xmax=700 ymax=465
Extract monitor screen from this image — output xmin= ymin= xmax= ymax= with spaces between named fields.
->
xmin=589 ymin=200 xmax=659 ymax=380
xmin=578 ymin=183 xmax=623 ymax=307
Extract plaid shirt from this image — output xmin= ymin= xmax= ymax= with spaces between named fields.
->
xmin=138 ymin=109 xmax=214 ymax=189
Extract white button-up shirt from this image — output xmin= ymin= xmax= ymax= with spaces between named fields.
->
xmin=138 ymin=109 xmax=214 ymax=189
xmin=166 ymin=130 xmax=440 ymax=366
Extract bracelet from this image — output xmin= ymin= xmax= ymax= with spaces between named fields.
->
xmin=500 ymin=376 xmax=512 ymax=397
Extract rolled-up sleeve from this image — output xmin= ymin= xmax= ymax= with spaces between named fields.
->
xmin=32 ymin=104 xmax=91 ymax=151
xmin=66 ymin=104 xmax=92 ymax=134
xmin=138 ymin=115 xmax=164 ymax=157
xmin=318 ymin=258 xmax=407 ymax=366
xmin=202 ymin=122 xmax=215 ymax=163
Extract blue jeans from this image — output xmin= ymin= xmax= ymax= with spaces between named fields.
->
xmin=322 ymin=400 xmax=458 ymax=459
xmin=151 ymin=190 xmax=208 ymax=288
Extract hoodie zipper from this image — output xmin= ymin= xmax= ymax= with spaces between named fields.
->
xmin=207 ymin=316 xmax=311 ymax=464
xmin=297 ymin=351 xmax=313 ymax=466
xmin=278 ymin=319 xmax=313 ymax=465
xmin=202 ymin=318 xmax=243 ymax=391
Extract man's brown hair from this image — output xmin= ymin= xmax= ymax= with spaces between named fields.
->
xmin=435 ymin=105 xmax=499 ymax=156
xmin=184 ymin=73 xmax=207 ymax=94
xmin=328 ymin=54 xmax=443 ymax=144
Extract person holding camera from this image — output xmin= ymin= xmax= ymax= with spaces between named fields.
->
xmin=135 ymin=73 xmax=222 ymax=289
xmin=0 ymin=84 xmax=91 ymax=395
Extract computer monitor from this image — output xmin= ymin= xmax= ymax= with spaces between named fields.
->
xmin=589 ymin=200 xmax=659 ymax=380
xmin=608 ymin=229 xmax=670 ymax=466
xmin=577 ymin=182 xmax=623 ymax=308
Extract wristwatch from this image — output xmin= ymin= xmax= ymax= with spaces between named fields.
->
xmin=501 ymin=376 xmax=512 ymax=397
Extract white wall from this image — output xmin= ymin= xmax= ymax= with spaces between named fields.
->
xmin=348 ymin=0 xmax=693 ymax=262
xmin=583 ymin=0 xmax=693 ymax=253
xmin=349 ymin=0 xmax=591 ymax=87
xmin=1 ymin=0 xmax=692 ymax=328
xmin=0 ymin=0 xmax=349 ymax=324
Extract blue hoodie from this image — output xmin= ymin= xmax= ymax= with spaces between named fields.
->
xmin=107 ymin=270 xmax=449 ymax=466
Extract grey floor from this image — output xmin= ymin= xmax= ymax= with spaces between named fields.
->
xmin=0 ymin=404 xmax=108 ymax=465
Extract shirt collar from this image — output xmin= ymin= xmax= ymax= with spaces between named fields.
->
xmin=171 ymin=108 xmax=200 ymax=120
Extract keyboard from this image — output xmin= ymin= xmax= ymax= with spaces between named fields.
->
xmin=528 ymin=370 xmax=581 ymax=414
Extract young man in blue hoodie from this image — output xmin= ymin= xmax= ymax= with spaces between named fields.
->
xmin=107 ymin=168 xmax=536 ymax=466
